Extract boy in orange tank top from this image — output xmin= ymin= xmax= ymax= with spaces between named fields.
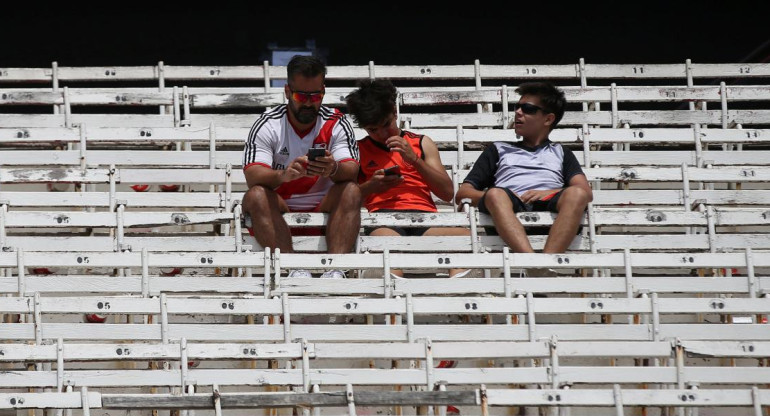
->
xmin=346 ymin=79 xmax=471 ymax=278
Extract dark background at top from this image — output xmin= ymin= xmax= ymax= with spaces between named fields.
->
xmin=3 ymin=3 xmax=769 ymax=67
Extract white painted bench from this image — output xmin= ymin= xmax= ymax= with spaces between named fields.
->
xmin=2 ymin=80 xmax=770 ymax=133
xmin=4 ymin=147 xmax=770 ymax=170
xmin=1 ymin=250 xmax=768 ymax=295
xmin=2 ymin=200 xmax=769 ymax=254
xmin=3 ymin=84 xmax=769 ymax=105
xmin=1 ymin=61 xmax=769 ymax=84
xmin=1 ymin=214 xmax=769 ymax=253
xmin=2 ymin=108 xmax=762 ymax=129
xmin=1 ymin=387 xmax=767 ymax=414
xmin=1 ymin=166 xmax=768 ymax=191
xmin=0 ymin=338 xmax=764 ymax=380
xmin=1 ymin=126 xmax=768 ymax=146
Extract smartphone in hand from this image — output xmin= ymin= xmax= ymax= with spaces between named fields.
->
xmin=306 ymin=148 xmax=326 ymax=161
xmin=383 ymin=165 xmax=401 ymax=176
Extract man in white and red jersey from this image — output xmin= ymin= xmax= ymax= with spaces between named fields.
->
xmin=242 ymin=55 xmax=361 ymax=278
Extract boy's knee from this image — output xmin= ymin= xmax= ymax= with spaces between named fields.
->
xmin=561 ymin=186 xmax=591 ymax=207
xmin=484 ymin=188 xmax=509 ymax=207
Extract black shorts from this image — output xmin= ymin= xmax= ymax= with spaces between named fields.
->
xmin=477 ymin=187 xmax=566 ymax=236
xmin=478 ymin=187 xmax=562 ymax=214
xmin=363 ymin=209 xmax=432 ymax=237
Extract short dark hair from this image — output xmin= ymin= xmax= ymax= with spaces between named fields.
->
xmin=286 ymin=55 xmax=326 ymax=84
xmin=515 ymin=82 xmax=566 ymax=129
xmin=345 ymin=79 xmax=398 ymax=127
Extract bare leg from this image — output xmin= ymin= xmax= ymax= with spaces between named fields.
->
xmin=369 ymin=227 xmax=404 ymax=277
xmin=423 ymin=227 xmax=472 ymax=277
xmin=242 ymin=185 xmax=292 ymax=252
xmin=482 ymin=188 xmax=534 ymax=253
xmin=319 ymin=181 xmax=362 ymax=254
xmin=543 ymin=187 xmax=591 ymax=253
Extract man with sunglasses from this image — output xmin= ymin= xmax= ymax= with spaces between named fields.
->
xmin=242 ymin=55 xmax=360 ymax=279
xmin=455 ymin=82 xmax=592 ymax=262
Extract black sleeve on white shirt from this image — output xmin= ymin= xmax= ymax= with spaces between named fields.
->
xmin=561 ymin=146 xmax=585 ymax=184
xmin=462 ymin=143 xmax=499 ymax=190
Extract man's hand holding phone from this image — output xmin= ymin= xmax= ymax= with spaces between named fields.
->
xmin=305 ymin=148 xmax=337 ymax=178
xmin=306 ymin=148 xmax=326 ymax=162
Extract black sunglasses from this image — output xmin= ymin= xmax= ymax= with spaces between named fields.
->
xmin=513 ymin=102 xmax=547 ymax=115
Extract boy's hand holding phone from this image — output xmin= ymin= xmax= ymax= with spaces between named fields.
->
xmin=383 ymin=165 xmax=401 ymax=177
xmin=366 ymin=165 xmax=403 ymax=194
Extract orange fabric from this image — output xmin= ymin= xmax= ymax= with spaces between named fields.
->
xmin=358 ymin=131 xmax=437 ymax=213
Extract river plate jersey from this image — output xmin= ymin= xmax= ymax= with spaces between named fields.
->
xmin=243 ymin=105 xmax=358 ymax=210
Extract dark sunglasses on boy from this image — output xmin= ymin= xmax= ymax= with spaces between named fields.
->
xmin=513 ymin=102 xmax=547 ymax=115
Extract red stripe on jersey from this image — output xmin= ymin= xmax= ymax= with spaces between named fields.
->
xmin=275 ymin=176 xmax=320 ymax=201
xmin=313 ymin=109 xmax=343 ymax=149
xmin=243 ymin=162 xmax=271 ymax=171
xmin=337 ymin=158 xmax=359 ymax=165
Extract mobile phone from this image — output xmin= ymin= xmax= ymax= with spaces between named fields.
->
xmin=384 ymin=165 xmax=401 ymax=176
xmin=306 ymin=148 xmax=326 ymax=161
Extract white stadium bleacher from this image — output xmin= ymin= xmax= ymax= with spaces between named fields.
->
xmin=0 ymin=59 xmax=769 ymax=416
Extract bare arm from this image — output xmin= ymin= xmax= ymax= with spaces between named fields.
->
xmin=454 ymin=143 xmax=497 ymax=207
xmin=413 ymin=136 xmax=455 ymax=202
xmin=244 ymin=156 xmax=307 ymax=190
xmin=568 ymin=173 xmax=593 ymax=202
xmin=326 ymin=117 xmax=360 ymax=183
xmin=455 ymin=183 xmax=485 ymax=206
xmin=331 ymin=160 xmax=359 ymax=183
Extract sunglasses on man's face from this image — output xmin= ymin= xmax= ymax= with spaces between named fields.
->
xmin=513 ymin=102 xmax=546 ymax=115
xmin=290 ymin=89 xmax=325 ymax=104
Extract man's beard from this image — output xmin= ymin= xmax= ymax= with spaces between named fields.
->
xmin=290 ymin=102 xmax=319 ymax=124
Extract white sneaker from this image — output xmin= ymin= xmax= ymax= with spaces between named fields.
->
xmin=287 ymin=269 xmax=312 ymax=278
xmin=319 ymin=270 xmax=346 ymax=279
